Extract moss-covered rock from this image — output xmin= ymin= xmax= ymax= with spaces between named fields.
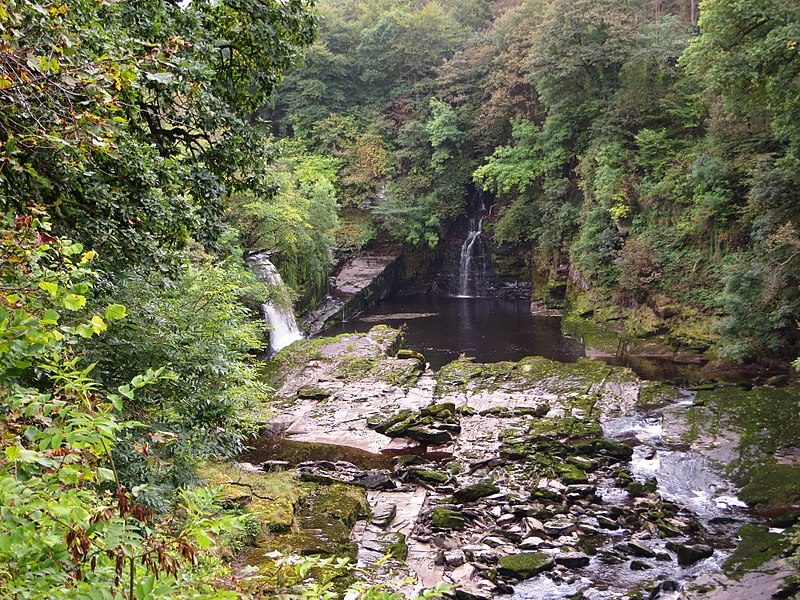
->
xmin=723 ymin=524 xmax=789 ymax=579
xmin=556 ymin=463 xmax=589 ymax=485
xmin=498 ymin=553 xmax=555 ymax=579
xmin=739 ymin=464 xmax=800 ymax=508
xmin=454 ymin=482 xmax=500 ymax=503
xmin=410 ymin=468 xmax=449 ymax=484
xmin=431 ymin=507 xmax=466 ymax=530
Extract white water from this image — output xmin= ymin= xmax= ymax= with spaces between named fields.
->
xmin=457 ymin=198 xmax=488 ymax=297
xmin=246 ymin=253 xmax=304 ymax=352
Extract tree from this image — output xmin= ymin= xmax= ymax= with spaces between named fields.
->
xmin=0 ymin=0 xmax=318 ymax=269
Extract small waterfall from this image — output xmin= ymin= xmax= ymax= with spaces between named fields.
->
xmin=246 ymin=253 xmax=304 ymax=352
xmin=457 ymin=193 xmax=490 ymax=297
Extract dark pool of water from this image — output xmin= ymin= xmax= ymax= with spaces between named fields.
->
xmin=322 ymin=294 xmax=585 ymax=370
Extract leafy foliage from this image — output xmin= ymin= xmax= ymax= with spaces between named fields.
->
xmin=0 ymin=0 xmax=317 ymax=270
xmin=0 ymin=212 xmax=245 ymax=599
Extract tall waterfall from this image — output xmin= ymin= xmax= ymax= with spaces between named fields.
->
xmin=457 ymin=193 xmax=490 ymax=297
xmin=246 ymin=253 xmax=304 ymax=352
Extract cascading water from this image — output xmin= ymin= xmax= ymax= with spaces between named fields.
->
xmin=246 ymin=253 xmax=304 ymax=352
xmin=456 ymin=192 xmax=490 ymax=297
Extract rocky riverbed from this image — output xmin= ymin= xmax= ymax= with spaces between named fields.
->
xmin=229 ymin=326 xmax=800 ymax=599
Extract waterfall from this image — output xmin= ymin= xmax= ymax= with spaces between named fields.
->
xmin=457 ymin=194 xmax=489 ymax=297
xmin=246 ymin=253 xmax=304 ymax=352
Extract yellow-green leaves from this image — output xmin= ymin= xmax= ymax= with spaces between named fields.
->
xmin=62 ymin=294 xmax=86 ymax=311
xmin=104 ymin=303 xmax=126 ymax=321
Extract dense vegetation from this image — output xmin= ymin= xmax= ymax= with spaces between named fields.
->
xmin=2 ymin=0 xmax=800 ymax=597
xmin=267 ymin=0 xmax=800 ymax=363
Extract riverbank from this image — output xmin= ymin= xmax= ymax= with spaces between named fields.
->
xmin=219 ymin=326 xmax=800 ymax=598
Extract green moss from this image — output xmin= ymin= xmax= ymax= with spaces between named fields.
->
xmin=375 ymin=531 xmax=408 ymax=561
xmin=562 ymin=313 xmax=623 ymax=355
xmin=724 ymin=524 xmax=788 ymax=579
xmin=431 ymin=507 xmax=466 ymax=530
xmin=498 ymin=553 xmax=555 ymax=579
xmin=454 ymin=482 xmax=500 ymax=502
xmin=556 ymin=463 xmax=589 ymax=485
xmin=410 ymin=468 xmax=449 ymax=484
xmin=692 ymin=385 xmax=800 ymax=510
xmin=638 ymin=382 xmax=684 ymax=406
xmin=739 ymin=464 xmax=800 ymax=508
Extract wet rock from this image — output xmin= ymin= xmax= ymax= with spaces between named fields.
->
xmin=630 ymin=559 xmax=652 ymax=570
xmin=455 ymin=587 xmax=494 ymax=600
xmin=362 ymin=531 xmax=408 ymax=561
xmin=565 ymin=484 xmax=597 ymax=500
xmin=501 ymin=525 xmax=526 ymax=543
xmin=498 ymin=553 xmax=556 ymax=579
xmin=544 ymin=519 xmax=577 ymax=536
xmin=573 ymin=439 xmax=634 ymax=461
xmin=358 ymin=471 xmax=395 ymax=490
xmin=431 ymin=507 xmax=466 ymax=530
xmin=555 ymin=552 xmax=590 ymax=568
xmin=666 ymin=541 xmax=713 ymax=566
xmin=600 ymin=551 xmax=625 ymax=565
xmin=444 ymin=549 xmax=466 ymax=567
xmin=519 ymin=536 xmax=546 ymax=550
xmin=467 ymin=456 xmax=508 ymax=473
xmin=648 ymin=580 xmax=679 ymax=599
xmin=496 ymin=514 xmax=517 ymax=528
xmin=617 ymin=540 xmax=656 ymax=558
xmin=454 ymin=482 xmax=501 ymax=503
xmin=371 ymin=504 xmax=397 ymax=529
xmin=482 ymin=536 xmax=509 ymax=548
xmin=463 ymin=544 xmax=498 ymax=564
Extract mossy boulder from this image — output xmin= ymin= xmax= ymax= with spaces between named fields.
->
xmin=454 ymin=482 xmax=500 ymax=503
xmin=573 ymin=439 xmax=633 ymax=461
xmin=410 ymin=468 xmax=449 ymax=484
xmin=530 ymin=487 xmax=563 ymax=502
xmin=431 ymin=507 xmax=466 ymax=530
xmin=498 ymin=553 xmax=555 ymax=579
xmin=368 ymin=409 xmax=414 ymax=434
xmin=556 ymin=463 xmax=589 ymax=485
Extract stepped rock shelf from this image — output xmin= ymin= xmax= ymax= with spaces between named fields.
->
xmin=231 ymin=326 xmax=800 ymax=599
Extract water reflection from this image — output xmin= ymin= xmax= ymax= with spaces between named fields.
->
xmin=322 ymin=294 xmax=585 ymax=370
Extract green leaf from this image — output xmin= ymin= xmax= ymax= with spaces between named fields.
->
xmin=104 ymin=304 xmax=127 ymax=321
xmin=75 ymin=323 xmax=94 ymax=338
xmin=41 ymin=309 xmax=60 ymax=325
xmin=97 ymin=468 xmax=116 ymax=483
xmin=38 ymin=281 xmax=59 ymax=296
xmin=63 ymin=294 xmax=86 ymax=311
xmin=90 ymin=314 xmax=107 ymax=333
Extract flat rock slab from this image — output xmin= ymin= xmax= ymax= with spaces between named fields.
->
xmin=334 ymin=256 xmax=398 ymax=295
